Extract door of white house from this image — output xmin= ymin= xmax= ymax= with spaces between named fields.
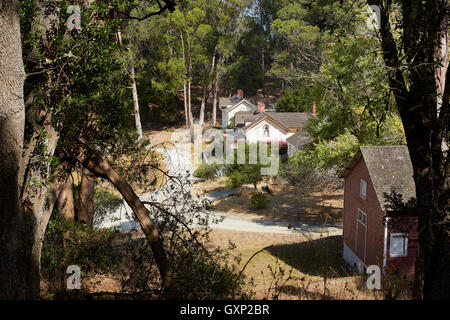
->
xmin=355 ymin=209 xmax=367 ymax=265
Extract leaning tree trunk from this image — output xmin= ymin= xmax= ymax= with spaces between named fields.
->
xmin=76 ymin=170 xmax=95 ymax=226
xmin=75 ymin=141 xmax=175 ymax=297
xmin=0 ymin=0 xmax=27 ymax=299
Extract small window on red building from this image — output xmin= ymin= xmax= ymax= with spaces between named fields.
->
xmin=360 ymin=179 xmax=367 ymax=199
xmin=390 ymin=233 xmax=408 ymax=257
xmin=357 ymin=209 xmax=367 ymax=226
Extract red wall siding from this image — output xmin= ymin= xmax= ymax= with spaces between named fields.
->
xmin=386 ymin=217 xmax=418 ymax=274
xmin=343 ymin=157 xmax=385 ymax=268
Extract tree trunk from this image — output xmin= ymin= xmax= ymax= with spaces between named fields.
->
xmin=373 ymin=0 xmax=450 ymax=299
xmin=180 ymin=32 xmax=190 ymax=128
xmin=261 ymin=47 xmax=265 ymax=98
xmin=130 ymin=60 xmax=143 ymax=140
xmin=187 ymin=34 xmax=194 ymax=126
xmin=199 ymin=86 xmax=207 ymax=125
xmin=75 ymin=141 xmax=175 ymax=297
xmin=183 ymin=80 xmax=190 ymax=128
xmin=56 ymin=176 xmax=75 ymax=221
xmin=76 ymin=171 xmax=94 ymax=226
xmin=212 ymin=75 xmax=219 ymax=125
xmin=0 ymin=0 xmax=28 ymax=299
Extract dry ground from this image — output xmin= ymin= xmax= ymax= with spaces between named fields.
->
xmin=194 ymin=178 xmax=344 ymax=225
xmin=207 ymin=229 xmax=413 ymax=300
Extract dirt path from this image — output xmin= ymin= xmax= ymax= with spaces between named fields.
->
xmin=205 ymin=211 xmax=342 ymax=236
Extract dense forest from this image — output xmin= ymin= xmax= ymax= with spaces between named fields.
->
xmin=0 ymin=0 xmax=448 ymax=301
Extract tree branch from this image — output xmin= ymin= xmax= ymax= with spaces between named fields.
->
xmin=119 ymin=0 xmax=177 ymax=21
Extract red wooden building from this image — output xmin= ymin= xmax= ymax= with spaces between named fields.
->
xmin=339 ymin=146 xmax=418 ymax=275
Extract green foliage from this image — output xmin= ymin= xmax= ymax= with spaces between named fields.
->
xmin=41 ymin=211 xmax=120 ymax=292
xmin=277 ymin=86 xmax=324 ymax=112
xmin=277 ymin=87 xmax=312 ymax=112
xmin=93 ymin=188 xmax=123 ymax=221
xmin=250 ymin=192 xmax=270 ymax=209
xmin=193 ymin=162 xmax=223 ymax=179
xmin=226 ymin=116 xmax=235 ymax=129
xmin=290 ymin=131 xmax=360 ymax=172
xmin=174 ymin=249 xmax=249 ymax=299
xmin=226 ymin=163 xmax=262 ymax=189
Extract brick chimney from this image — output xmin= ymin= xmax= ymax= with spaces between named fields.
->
xmin=258 ymin=101 xmax=266 ymax=113
xmin=312 ymin=103 xmax=317 ymax=116
xmin=237 ymin=89 xmax=244 ymax=98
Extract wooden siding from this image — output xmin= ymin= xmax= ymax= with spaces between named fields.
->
xmin=385 ymin=217 xmax=418 ymax=274
xmin=343 ymin=157 xmax=385 ymax=269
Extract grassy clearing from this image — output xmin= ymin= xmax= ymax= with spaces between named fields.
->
xmin=208 ymin=230 xmax=412 ymax=300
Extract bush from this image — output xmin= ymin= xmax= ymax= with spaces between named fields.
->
xmin=41 ymin=211 xmax=122 ymax=295
xmin=226 ymin=163 xmax=262 ymax=189
xmin=193 ymin=163 xmax=223 ymax=179
xmin=250 ymin=192 xmax=270 ymax=209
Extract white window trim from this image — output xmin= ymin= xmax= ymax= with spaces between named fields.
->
xmin=389 ymin=233 xmax=408 ymax=257
xmin=263 ymin=124 xmax=270 ymax=137
xmin=360 ymin=179 xmax=367 ymax=199
xmin=357 ymin=209 xmax=367 ymax=226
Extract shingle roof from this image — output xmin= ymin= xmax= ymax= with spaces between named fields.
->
xmin=286 ymin=130 xmax=314 ymax=148
xmin=219 ymin=97 xmax=257 ymax=113
xmin=219 ymin=96 xmax=241 ymax=109
xmin=339 ymin=146 xmax=416 ymax=210
xmin=265 ymin=112 xmax=312 ymax=129
xmin=234 ymin=111 xmax=259 ymax=127
xmin=243 ymin=112 xmax=313 ymax=132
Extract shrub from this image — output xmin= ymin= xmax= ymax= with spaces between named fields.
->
xmin=250 ymin=192 xmax=270 ymax=209
xmin=193 ymin=162 xmax=223 ymax=179
xmin=41 ymin=211 xmax=122 ymax=295
xmin=226 ymin=163 xmax=262 ymax=189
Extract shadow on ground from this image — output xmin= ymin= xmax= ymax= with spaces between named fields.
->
xmin=265 ymin=235 xmax=355 ymax=279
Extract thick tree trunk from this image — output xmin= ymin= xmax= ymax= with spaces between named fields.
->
xmin=130 ymin=60 xmax=143 ymax=140
xmin=0 ymin=0 xmax=27 ymax=299
xmin=75 ymin=141 xmax=175 ymax=297
xmin=56 ymin=176 xmax=75 ymax=221
xmin=374 ymin=0 xmax=450 ymax=299
xmin=76 ymin=171 xmax=94 ymax=226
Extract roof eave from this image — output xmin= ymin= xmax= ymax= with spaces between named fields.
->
xmin=338 ymin=149 xmax=362 ymax=179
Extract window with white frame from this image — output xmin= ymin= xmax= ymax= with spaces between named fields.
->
xmin=357 ymin=209 xmax=367 ymax=226
xmin=389 ymin=233 xmax=408 ymax=257
xmin=263 ymin=125 xmax=269 ymax=137
xmin=360 ymin=179 xmax=367 ymax=199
